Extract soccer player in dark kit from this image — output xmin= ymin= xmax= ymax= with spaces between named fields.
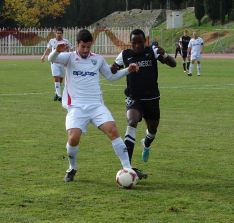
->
xmin=111 ymin=29 xmax=176 ymax=178
xmin=179 ymin=29 xmax=191 ymax=73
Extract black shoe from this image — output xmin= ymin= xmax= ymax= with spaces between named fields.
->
xmin=58 ymin=97 xmax=62 ymax=102
xmin=64 ymin=169 xmax=77 ymax=182
xmin=54 ymin=94 xmax=59 ymax=101
xmin=132 ymin=168 xmax=148 ymax=180
xmin=187 ymin=73 xmax=192 ymax=76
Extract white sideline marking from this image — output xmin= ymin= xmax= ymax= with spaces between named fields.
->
xmin=0 ymin=92 xmax=50 ymax=96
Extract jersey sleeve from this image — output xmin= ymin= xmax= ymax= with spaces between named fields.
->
xmin=47 ymin=40 xmax=52 ymax=49
xmin=48 ymin=50 xmax=71 ymax=66
xmin=200 ymin=38 xmax=204 ymax=45
xmin=115 ymin=51 xmax=124 ymax=66
xmin=188 ymin=40 xmax=192 ymax=48
xmin=100 ymin=57 xmax=129 ymax=81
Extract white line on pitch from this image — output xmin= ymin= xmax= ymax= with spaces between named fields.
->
xmin=0 ymin=92 xmax=50 ymax=96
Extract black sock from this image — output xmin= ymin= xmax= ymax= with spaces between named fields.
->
xmin=183 ymin=63 xmax=186 ymax=71
xmin=144 ymin=135 xmax=155 ymax=148
xmin=187 ymin=62 xmax=190 ymax=70
xmin=124 ymin=137 xmax=135 ymax=163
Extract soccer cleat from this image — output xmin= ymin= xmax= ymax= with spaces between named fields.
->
xmin=58 ymin=97 xmax=62 ymax=102
xmin=197 ymin=73 xmax=201 ymax=76
xmin=132 ymin=168 xmax=148 ymax=180
xmin=187 ymin=73 xmax=192 ymax=76
xmin=141 ymin=138 xmax=151 ymax=162
xmin=64 ymin=169 xmax=77 ymax=182
xmin=54 ymin=94 xmax=59 ymax=101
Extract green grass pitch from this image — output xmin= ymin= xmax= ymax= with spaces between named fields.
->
xmin=0 ymin=57 xmax=233 ymax=223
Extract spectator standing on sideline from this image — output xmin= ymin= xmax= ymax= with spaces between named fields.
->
xmin=41 ymin=27 xmax=73 ymax=102
xmin=111 ymin=29 xmax=176 ymax=178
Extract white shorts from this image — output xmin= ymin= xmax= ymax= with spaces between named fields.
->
xmin=191 ymin=54 xmax=201 ymax=61
xmin=65 ymin=104 xmax=114 ymax=132
xmin=51 ymin=63 xmax=65 ymax=77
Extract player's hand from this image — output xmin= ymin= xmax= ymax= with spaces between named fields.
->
xmin=128 ymin=63 xmax=139 ymax=73
xmin=157 ymin=46 xmax=166 ymax=56
xmin=110 ymin=63 xmax=120 ymax=74
xmin=56 ymin=43 xmax=67 ymax=53
xmin=41 ymin=55 xmax=45 ymax=62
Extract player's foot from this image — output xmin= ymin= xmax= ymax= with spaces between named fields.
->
xmin=141 ymin=138 xmax=151 ymax=162
xmin=187 ymin=72 xmax=192 ymax=76
xmin=64 ymin=169 xmax=77 ymax=182
xmin=132 ymin=168 xmax=148 ymax=180
xmin=54 ymin=94 xmax=59 ymax=101
xmin=197 ymin=73 xmax=201 ymax=76
xmin=58 ymin=96 xmax=62 ymax=102
xmin=183 ymin=70 xmax=187 ymax=73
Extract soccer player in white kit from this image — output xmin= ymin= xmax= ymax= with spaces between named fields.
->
xmin=41 ymin=27 xmax=73 ymax=101
xmin=48 ymin=29 xmax=139 ymax=182
xmin=187 ymin=32 xmax=204 ymax=76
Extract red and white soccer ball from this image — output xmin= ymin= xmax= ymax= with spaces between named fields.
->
xmin=116 ymin=168 xmax=139 ymax=189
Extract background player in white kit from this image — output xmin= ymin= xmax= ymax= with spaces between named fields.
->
xmin=41 ymin=27 xmax=73 ymax=102
xmin=187 ymin=32 xmax=204 ymax=76
xmin=48 ymin=29 xmax=139 ymax=182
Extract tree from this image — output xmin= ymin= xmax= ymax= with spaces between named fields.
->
xmin=224 ymin=0 xmax=233 ymax=21
xmin=125 ymin=0 xmax=129 ymax=11
xmin=172 ymin=0 xmax=185 ymax=9
xmin=2 ymin=0 xmax=70 ymax=27
xmin=194 ymin=0 xmax=205 ymax=26
xmin=205 ymin=0 xmax=220 ymax=25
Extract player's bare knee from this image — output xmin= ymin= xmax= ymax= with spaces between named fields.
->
xmin=68 ymin=136 xmax=79 ymax=146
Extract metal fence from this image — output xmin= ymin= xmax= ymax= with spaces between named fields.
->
xmin=0 ymin=27 xmax=234 ymax=55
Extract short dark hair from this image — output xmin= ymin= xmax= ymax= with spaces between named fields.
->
xmin=130 ymin=29 xmax=146 ymax=41
xmin=76 ymin=29 xmax=93 ymax=43
xmin=56 ymin=27 xmax=63 ymax=33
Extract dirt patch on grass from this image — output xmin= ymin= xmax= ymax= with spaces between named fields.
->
xmin=202 ymin=31 xmax=229 ymax=44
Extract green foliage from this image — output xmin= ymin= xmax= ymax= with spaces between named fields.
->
xmin=194 ymin=0 xmax=205 ymax=26
xmin=2 ymin=0 xmax=70 ymax=27
xmin=0 ymin=58 xmax=234 ymax=222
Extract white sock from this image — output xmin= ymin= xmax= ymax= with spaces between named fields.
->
xmin=197 ymin=64 xmax=201 ymax=75
xmin=189 ymin=64 xmax=194 ymax=74
xmin=112 ymin=137 xmax=132 ymax=169
xmin=66 ymin=143 xmax=78 ymax=170
xmin=55 ymin=82 xmax=61 ymax=97
xmin=125 ymin=126 xmax=136 ymax=144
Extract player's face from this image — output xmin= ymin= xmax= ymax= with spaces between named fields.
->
xmin=55 ymin=31 xmax=63 ymax=41
xmin=77 ymin=41 xmax=92 ymax=58
xmin=131 ymin=34 xmax=145 ymax=54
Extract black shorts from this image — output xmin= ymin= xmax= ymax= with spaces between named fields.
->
xmin=125 ymin=97 xmax=160 ymax=121
xmin=182 ymin=50 xmax=188 ymax=58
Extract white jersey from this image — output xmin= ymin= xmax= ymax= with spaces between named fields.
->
xmin=47 ymin=38 xmax=73 ymax=51
xmin=48 ymin=51 xmax=129 ymax=108
xmin=188 ymin=37 xmax=204 ymax=58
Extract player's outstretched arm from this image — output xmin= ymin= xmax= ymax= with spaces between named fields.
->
xmin=101 ymin=59 xmax=138 ymax=81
